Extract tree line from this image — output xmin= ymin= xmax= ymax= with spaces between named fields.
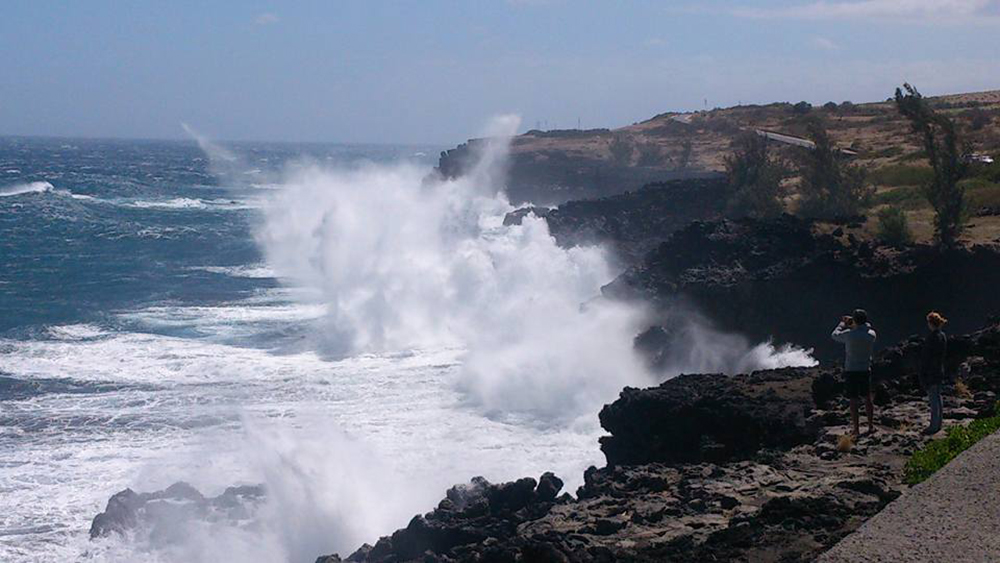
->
xmin=725 ymin=83 xmax=970 ymax=248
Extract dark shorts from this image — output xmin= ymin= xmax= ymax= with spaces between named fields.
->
xmin=844 ymin=370 xmax=871 ymax=399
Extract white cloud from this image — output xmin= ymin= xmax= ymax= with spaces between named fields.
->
xmin=644 ymin=37 xmax=667 ymax=47
xmin=733 ymin=0 xmax=997 ymax=22
xmin=255 ymin=13 xmax=279 ymax=26
xmin=811 ymin=36 xmax=841 ymax=50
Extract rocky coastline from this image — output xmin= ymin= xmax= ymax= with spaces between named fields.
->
xmin=89 ymin=178 xmax=1000 ymax=562
xmin=302 ymin=322 xmax=998 ymax=562
xmin=596 ymin=213 xmax=1000 ymax=361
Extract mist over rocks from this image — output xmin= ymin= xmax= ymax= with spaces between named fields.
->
xmin=503 ymin=178 xmax=728 ymax=265
xmin=90 ymin=482 xmax=265 ymax=540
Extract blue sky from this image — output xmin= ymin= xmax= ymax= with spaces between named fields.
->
xmin=2 ymin=0 xmax=999 ymax=145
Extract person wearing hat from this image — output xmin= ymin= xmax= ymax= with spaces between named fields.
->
xmin=921 ymin=312 xmax=949 ymax=435
xmin=832 ymin=309 xmax=878 ymax=436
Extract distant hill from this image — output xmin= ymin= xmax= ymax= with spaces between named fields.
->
xmin=438 ymin=89 xmax=1000 ymax=208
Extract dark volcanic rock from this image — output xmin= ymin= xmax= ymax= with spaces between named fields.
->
xmin=607 ymin=215 xmax=1000 ymax=360
xmin=321 ymin=474 xmax=568 ymax=563
xmin=326 ymin=322 xmax=1000 ymax=563
xmin=598 ymin=367 xmax=823 ymax=466
xmin=438 ymin=136 xmax=722 ymax=206
xmin=516 ymin=178 xmax=728 ymax=264
xmin=90 ymin=482 xmax=264 ymax=540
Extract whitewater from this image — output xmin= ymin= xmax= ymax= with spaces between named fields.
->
xmin=0 ymin=129 xmax=813 ymax=562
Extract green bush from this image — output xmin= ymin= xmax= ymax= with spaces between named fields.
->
xmin=876 ymin=206 xmax=913 ymax=246
xmin=869 ymin=164 xmax=934 ymax=187
xmin=903 ymin=404 xmax=1000 ymax=485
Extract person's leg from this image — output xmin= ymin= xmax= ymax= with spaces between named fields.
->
xmin=866 ymin=390 xmax=875 ymax=433
xmin=928 ymin=384 xmax=942 ymax=433
xmin=850 ymin=397 xmax=860 ymax=436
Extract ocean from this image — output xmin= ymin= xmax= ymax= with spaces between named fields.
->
xmin=0 ymin=132 xmax=812 ymax=562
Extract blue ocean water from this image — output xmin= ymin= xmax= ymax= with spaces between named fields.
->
xmin=0 ymin=137 xmax=437 ymax=335
xmin=0 ymin=135 xmax=813 ymax=562
xmin=0 ymin=136 xmax=614 ymax=562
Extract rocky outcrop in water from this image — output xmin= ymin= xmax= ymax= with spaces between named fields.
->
xmin=90 ymin=482 xmax=264 ymax=540
xmin=606 ymin=215 xmax=1000 ymax=361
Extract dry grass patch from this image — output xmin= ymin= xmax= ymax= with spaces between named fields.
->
xmin=836 ymin=434 xmax=855 ymax=452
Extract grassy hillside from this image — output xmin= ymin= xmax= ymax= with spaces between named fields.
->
xmin=507 ymin=89 xmax=1000 ymax=244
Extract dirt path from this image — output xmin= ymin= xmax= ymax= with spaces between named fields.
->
xmin=819 ymin=429 xmax=1000 ymax=562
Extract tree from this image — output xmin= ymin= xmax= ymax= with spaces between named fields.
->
xmin=724 ymin=132 xmax=787 ymax=218
xmin=895 ymin=83 xmax=968 ymax=247
xmin=608 ymin=134 xmax=635 ymax=166
xmin=636 ymin=142 xmax=666 ymax=167
xmin=677 ymin=140 xmax=693 ymax=171
xmin=796 ymin=120 xmax=873 ymax=218
xmin=823 ymin=101 xmax=839 ymax=112
xmin=793 ymin=101 xmax=813 ymax=115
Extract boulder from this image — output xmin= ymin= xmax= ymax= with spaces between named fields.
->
xmin=598 ymin=367 xmax=823 ymax=466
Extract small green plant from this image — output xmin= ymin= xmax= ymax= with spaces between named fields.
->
xmin=876 ymin=206 xmax=913 ymax=246
xmin=903 ymin=404 xmax=1000 ymax=485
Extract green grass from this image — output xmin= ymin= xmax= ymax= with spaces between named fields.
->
xmin=903 ymin=404 xmax=1000 ymax=485
xmin=962 ymin=178 xmax=1000 ymax=210
xmin=872 ymin=185 xmax=925 ymax=207
xmin=869 ymin=164 xmax=934 ymax=187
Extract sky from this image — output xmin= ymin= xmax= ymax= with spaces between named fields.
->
xmin=2 ymin=0 xmax=1000 ymax=145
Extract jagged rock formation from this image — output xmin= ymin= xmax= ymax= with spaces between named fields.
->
xmin=90 ymin=481 xmax=264 ymax=539
xmin=598 ymin=367 xmax=821 ymax=466
xmin=606 ymin=215 xmax=1000 ymax=361
xmin=314 ymin=324 xmax=1000 ymax=562
xmin=504 ymin=178 xmax=728 ymax=264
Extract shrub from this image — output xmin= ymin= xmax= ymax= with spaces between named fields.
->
xmin=895 ymin=83 xmax=969 ymax=247
xmin=724 ymin=132 xmax=788 ymax=218
xmin=877 ymin=206 xmax=913 ymax=246
xmin=903 ymin=404 xmax=1000 ymax=485
xmin=836 ymin=434 xmax=854 ymax=452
